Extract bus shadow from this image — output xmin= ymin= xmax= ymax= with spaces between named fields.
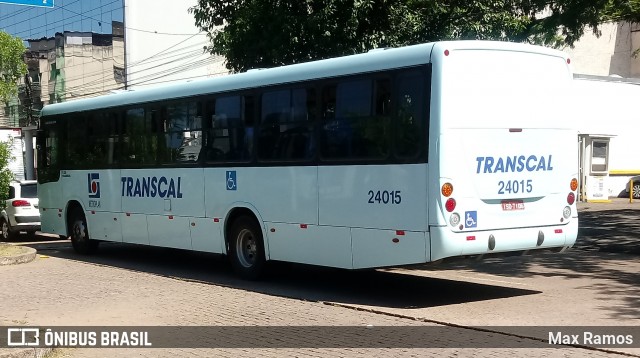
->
xmin=28 ymin=240 xmax=540 ymax=310
xmin=402 ymin=207 xmax=640 ymax=320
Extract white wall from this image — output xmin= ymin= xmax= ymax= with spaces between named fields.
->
xmin=0 ymin=129 xmax=25 ymax=181
xmin=572 ymin=78 xmax=640 ymax=197
xmin=563 ymin=22 xmax=640 ymax=78
xmin=124 ymin=0 xmax=227 ymax=89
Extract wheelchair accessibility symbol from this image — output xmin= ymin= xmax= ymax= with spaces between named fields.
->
xmin=465 ymin=211 xmax=477 ymax=228
xmin=226 ymin=171 xmax=237 ymax=190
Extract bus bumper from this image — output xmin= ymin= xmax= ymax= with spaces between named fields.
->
xmin=430 ymin=220 xmax=579 ymax=261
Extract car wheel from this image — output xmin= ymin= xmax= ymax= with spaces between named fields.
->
xmin=633 ymin=182 xmax=640 ymax=199
xmin=69 ymin=209 xmax=99 ymax=254
xmin=0 ymin=218 xmax=16 ymax=241
xmin=228 ymin=216 xmax=266 ymax=280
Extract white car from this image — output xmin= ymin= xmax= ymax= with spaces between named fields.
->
xmin=1 ymin=180 xmax=40 ymax=240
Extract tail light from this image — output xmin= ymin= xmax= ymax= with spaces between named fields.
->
xmin=12 ymin=200 xmax=30 ymax=207
xmin=570 ymin=178 xmax=578 ymax=191
xmin=442 ymin=182 xmax=458 ymax=225
xmin=445 ymin=198 xmax=456 ymax=212
xmin=441 ymin=183 xmax=453 ymax=197
xmin=567 ymin=178 xmax=578 ymax=205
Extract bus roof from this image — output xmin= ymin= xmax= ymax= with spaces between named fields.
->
xmin=40 ymin=40 xmax=566 ymax=116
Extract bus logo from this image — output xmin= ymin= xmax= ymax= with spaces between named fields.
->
xmin=226 ymin=171 xmax=237 ymax=191
xmin=88 ymin=173 xmax=100 ymax=198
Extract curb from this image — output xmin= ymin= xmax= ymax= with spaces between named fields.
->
xmin=0 ymin=348 xmax=53 ymax=358
xmin=0 ymin=246 xmax=37 ymax=266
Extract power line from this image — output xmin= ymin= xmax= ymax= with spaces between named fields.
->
xmin=128 ymin=32 xmax=204 ymax=67
xmin=28 ymin=40 xmax=209 ymax=91
xmin=61 ymin=52 xmax=223 ymax=94
xmin=0 ymin=6 xmax=31 ymax=21
xmin=64 ymin=60 xmax=228 ymax=99
xmin=1 ymin=0 xmax=83 ymax=31
xmin=125 ymin=27 xmax=208 ymax=36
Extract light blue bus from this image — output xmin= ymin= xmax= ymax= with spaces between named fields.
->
xmin=37 ymin=41 xmax=579 ymax=279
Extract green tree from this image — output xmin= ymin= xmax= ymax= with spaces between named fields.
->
xmin=0 ymin=139 xmax=14 ymax=206
xmin=0 ymin=31 xmax=27 ymax=103
xmin=0 ymin=31 xmax=23 ymax=205
xmin=190 ymin=0 xmax=640 ymax=72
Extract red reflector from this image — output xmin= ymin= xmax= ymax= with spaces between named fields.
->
xmin=555 ymin=229 xmax=563 ymax=234
xmin=466 ymin=236 xmax=476 ymax=241
xmin=191 ymin=222 xmax=196 ymax=227
xmin=11 ymin=200 xmax=30 ymax=207
xmin=444 ymin=49 xmax=450 ymax=56
xmin=396 ymin=230 xmax=405 ymax=236
xmin=567 ymin=192 xmax=576 ymax=205
xmin=567 ymin=58 xmax=571 ymax=64
xmin=445 ymin=198 xmax=456 ymax=212
xmin=392 ymin=238 xmax=400 ymax=243
xmin=300 ymin=224 xmax=307 ymax=229
xmin=91 ymin=211 xmax=95 ymax=214
xmin=509 ymin=128 xmax=522 ymax=132
xmin=126 ymin=213 xmax=131 ymax=217
xmin=168 ymin=215 xmax=174 ymax=220
xmin=213 ymin=218 xmax=220 ymax=223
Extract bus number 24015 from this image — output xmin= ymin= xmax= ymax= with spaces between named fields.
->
xmin=368 ymin=190 xmax=402 ymax=204
xmin=498 ymin=179 xmax=533 ymax=194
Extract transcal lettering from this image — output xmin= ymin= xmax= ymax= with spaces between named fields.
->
xmin=475 ymin=155 xmax=553 ymax=174
xmin=120 ymin=176 xmax=183 ymax=198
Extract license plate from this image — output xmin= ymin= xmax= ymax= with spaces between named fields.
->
xmin=501 ymin=200 xmax=524 ymax=211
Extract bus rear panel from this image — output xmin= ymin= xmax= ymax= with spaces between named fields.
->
xmin=429 ymin=42 xmax=578 ymax=261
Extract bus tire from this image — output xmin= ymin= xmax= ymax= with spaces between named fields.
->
xmin=69 ymin=209 xmax=98 ymax=255
xmin=228 ymin=216 xmax=266 ymax=280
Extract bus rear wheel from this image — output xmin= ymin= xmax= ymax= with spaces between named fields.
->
xmin=228 ymin=216 xmax=266 ymax=280
xmin=69 ymin=209 xmax=99 ymax=254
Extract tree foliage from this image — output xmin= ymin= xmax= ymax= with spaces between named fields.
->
xmin=190 ymin=0 xmax=640 ymax=72
xmin=0 ymin=139 xmax=14 ymax=206
xmin=0 ymin=31 xmax=27 ymax=103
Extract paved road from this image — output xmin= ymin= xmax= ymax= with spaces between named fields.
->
xmin=0 ymin=199 xmax=638 ymax=357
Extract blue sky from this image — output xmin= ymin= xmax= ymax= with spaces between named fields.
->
xmin=0 ymin=0 xmax=123 ymax=40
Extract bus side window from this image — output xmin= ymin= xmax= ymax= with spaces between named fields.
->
xmin=395 ymin=70 xmax=426 ymax=159
xmin=258 ymin=88 xmax=314 ymax=162
xmin=87 ymin=112 xmax=115 ymax=167
xmin=66 ymin=115 xmax=89 ymax=169
xmin=207 ymin=96 xmax=251 ymax=162
xmin=319 ymin=77 xmax=392 ymax=161
xmin=122 ymin=108 xmax=147 ymax=166
xmin=161 ymin=102 xmax=202 ymax=164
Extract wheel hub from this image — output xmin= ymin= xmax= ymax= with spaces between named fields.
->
xmin=236 ymin=229 xmax=257 ymax=268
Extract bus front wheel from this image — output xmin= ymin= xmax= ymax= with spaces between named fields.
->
xmin=228 ymin=216 xmax=266 ymax=280
xmin=69 ymin=209 xmax=99 ymax=254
